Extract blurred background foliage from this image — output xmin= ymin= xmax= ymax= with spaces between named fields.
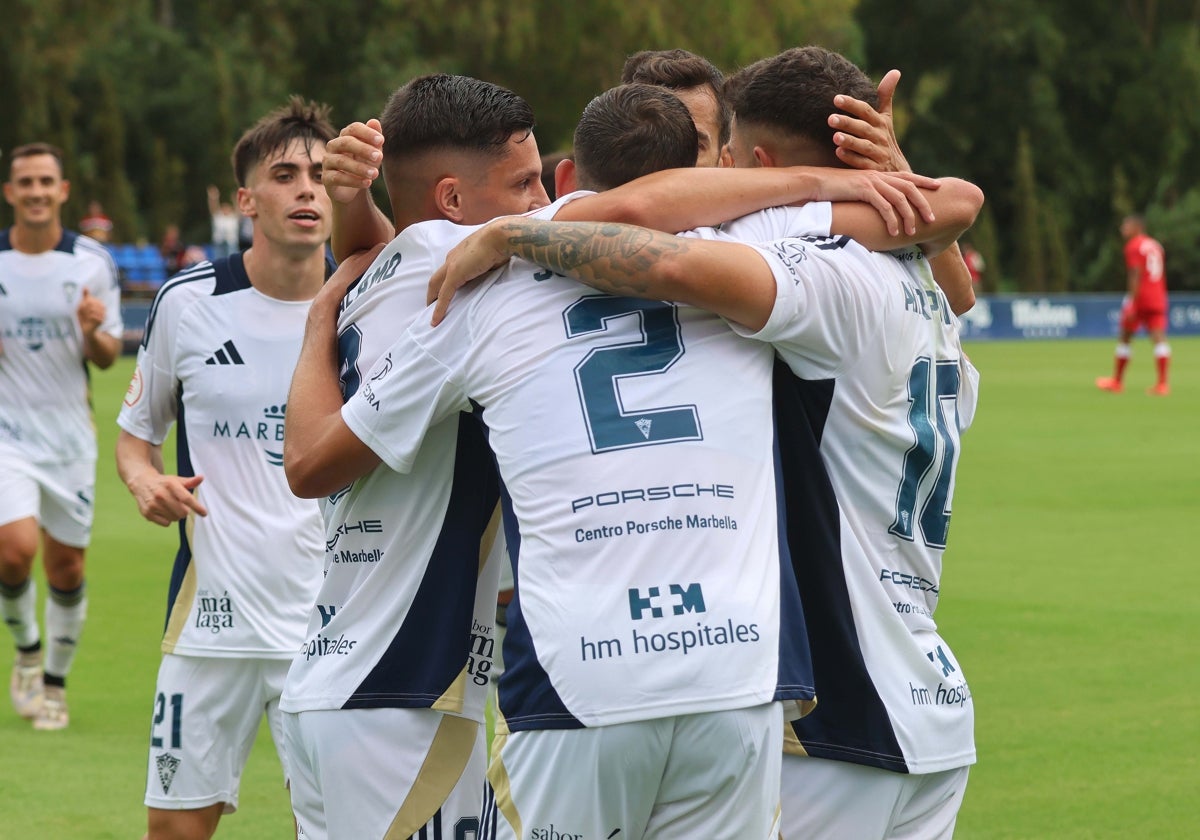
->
xmin=2 ymin=0 xmax=1197 ymax=292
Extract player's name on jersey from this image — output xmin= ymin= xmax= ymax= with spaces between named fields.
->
xmin=575 ymin=514 xmax=738 ymax=544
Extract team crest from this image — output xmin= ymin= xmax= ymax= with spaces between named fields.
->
xmin=635 ymin=418 xmax=653 ymax=439
xmin=156 ymin=753 xmax=181 ymax=793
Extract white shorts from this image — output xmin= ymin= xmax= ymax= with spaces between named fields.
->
xmin=144 ymin=654 xmax=290 ymax=813
xmin=0 ymin=454 xmax=94 ymax=547
xmin=483 ymin=703 xmax=782 ymax=840
xmin=284 ymin=706 xmax=485 ymax=840
xmin=780 ymin=754 xmax=970 ymax=840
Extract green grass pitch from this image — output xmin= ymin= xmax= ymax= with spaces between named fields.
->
xmin=1 ymin=338 xmax=1197 ymax=837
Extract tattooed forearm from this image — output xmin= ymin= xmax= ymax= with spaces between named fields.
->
xmin=496 ymin=220 xmax=689 ymax=298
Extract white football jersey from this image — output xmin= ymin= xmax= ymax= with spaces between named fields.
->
xmin=0 ymin=230 xmax=122 ymax=463
xmin=117 ymin=256 xmax=324 ymax=658
xmin=338 ymin=211 xmax=816 ymax=731
xmin=730 ymin=229 xmax=979 ymax=774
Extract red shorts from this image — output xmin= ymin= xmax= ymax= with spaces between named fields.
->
xmin=1121 ymin=305 xmax=1167 ymax=334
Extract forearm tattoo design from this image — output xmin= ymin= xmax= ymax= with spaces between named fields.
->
xmin=496 ymin=220 xmax=687 ymax=297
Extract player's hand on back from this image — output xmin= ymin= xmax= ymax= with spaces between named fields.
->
xmin=323 ymin=119 xmax=384 ymax=204
xmin=829 ymin=68 xmax=912 ymax=174
xmin=427 ymin=218 xmax=518 ymax=325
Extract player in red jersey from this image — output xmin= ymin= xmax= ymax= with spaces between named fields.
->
xmin=1096 ymin=215 xmax=1170 ymax=395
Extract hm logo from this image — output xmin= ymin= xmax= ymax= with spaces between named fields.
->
xmin=317 ymin=604 xmax=337 ymax=628
xmin=628 ymin=583 xmax=706 ymax=620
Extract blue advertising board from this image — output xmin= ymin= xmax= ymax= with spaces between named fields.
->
xmin=120 ymin=293 xmax=1200 ymax=352
xmin=958 ymin=293 xmax=1200 ymax=341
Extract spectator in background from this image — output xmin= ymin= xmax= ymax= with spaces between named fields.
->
xmin=159 ymin=224 xmax=187 ymax=276
xmin=206 ymin=184 xmax=240 ymax=258
xmin=1096 ymin=214 xmax=1171 ymax=396
xmin=962 ymin=240 xmax=986 ymax=289
xmin=79 ymin=200 xmax=113 ymax=243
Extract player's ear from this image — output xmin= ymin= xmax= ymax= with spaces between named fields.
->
xmin=434 ymin=177 xmax=465 ymax=223
xmin=718 ymin=145 xmax=734 ymax=168
xmin=554 ymin=158 xmax=577 ymax=196
xmin=752 ymin=146 xmax=775 ymax=168
xmin=235 ymin=186 xmax=256 ymax=219
xmin=59 ymin=178 xmax=71 ymax=202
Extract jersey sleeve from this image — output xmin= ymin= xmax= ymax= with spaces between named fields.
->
xmin=714 ymin=203 xmax=833 ymax=242
xmin=342 ymin=326 xmax=472 ymax=474
xmin=116 ymin=279 xmax=196 ymax=444
xmin=729 ymin=236 xmax=890 ymax=379
xmin=91 ymin=249 xmax=124 ymax=339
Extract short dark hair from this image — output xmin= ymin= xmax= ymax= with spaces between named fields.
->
xmin=572 ymin=84 xmax=698 ymax=192
xmin=231 ymin=96 xmax=336 ymax=186
xmin=379 ymin=74 xmax=536 ymax=167
xmin=9 ymin=142 xmax=65 ymax=177
xmin=728 ymin=46 xmax=877 ymax=151
xmin=621 ymin=49 xmax=731 ymax=147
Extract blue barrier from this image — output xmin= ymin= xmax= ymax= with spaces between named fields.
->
xmin=120 ymin=293 xmax=1200 ymax=353
xmin=959 ymin=293 xmax=1200 ymax=341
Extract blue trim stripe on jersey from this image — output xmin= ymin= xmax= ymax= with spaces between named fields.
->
xmin=343 ymin=412 xmax=502 ymax=709
xmin=163 ymin=384 xmax=197 ymax=632
xmin=141 ymin=262 xmax=216 ymax=348
xmin=773 ymin=362 xmax=908 ymax=773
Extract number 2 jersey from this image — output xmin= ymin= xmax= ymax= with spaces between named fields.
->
xmin=334 ymin=199 xmax=815 ymax=731
xmin=712 ymin=207 xmax=979 ymax=773
xmin=116 ymin=255 xmax=324 ymax=658
xmin=0 ymin=229 xmax=122 ymax=463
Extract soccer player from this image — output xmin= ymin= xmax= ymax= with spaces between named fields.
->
xmin=289 ymin=79 xmax=980 ymax=839
xmin=0 ymin=142 xmax=122 ymax=731
xmin=621 ymin=48 xmax=730 ymax=167
xmin=1096 ymin=214 xmax=1170 ymax=395
xmin=114 ymin=97 xmax=334 ymax=840
xmin=430 ymin=47 xmax=984 ymax=840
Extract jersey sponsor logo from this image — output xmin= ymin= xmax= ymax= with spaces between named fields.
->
xmin=211 ymin=403 xmax=288 ymax=466
xmin=879 ymin=568 xmax=939 ymax=595
xmin=194 ymin=590 xmax=234 ymax=633
xmin=574 ymin=514 xmax=738 ymax=544
xmin=124 ymin=365 xmax=144 ymax=407
xmin=580 ymin=619 xmax=762 ymax=662
xmin=301 ymin=631 xmax=357 ymax=660
xmin=531 ymin=826 xmax=585 ymax=840
xmin=927 ymin=644 xmax=956 ymax=677
xmin=324 ymin=518 xmax=383 ymax=552
xmin=628 ymin=582 xmax=706 ymax=620
xmin=570 ymin=482 xmax=734 ymax=513
xmin=467 ymin=618 xmax=494 ymax=686
xmin=331 ymin=547 xmax=383 ymax=564
xmin=909 ymin=679 xmax=971 ymax=708
xmin=316 ymin=604 xmax=337 ymax=627
xmin=8 ymin=315 xmax=74 ymax=351
xmin=203 ymin=339 xmax=245 ymax=365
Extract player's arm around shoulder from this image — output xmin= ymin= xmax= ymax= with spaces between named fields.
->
xmin=284 ymin=246 xmax=384 ymax=499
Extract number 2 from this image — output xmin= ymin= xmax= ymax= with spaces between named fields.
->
xmin=889 ymin=358 xmax=961 ymax=549
xmin=564 ymin=297 xmax=701 ymax=453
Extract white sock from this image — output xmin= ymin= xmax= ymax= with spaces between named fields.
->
xmin=1 ymin=577 xmax=40 ymax=650
xmin=44 ymin=582 xmax=86 ymax=680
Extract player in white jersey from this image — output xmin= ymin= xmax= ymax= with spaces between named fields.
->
xmin=430 ymin=50 xmax=984 ymax=840
xmin=0 ymin=141 xmax=122 ymax=731
xmin=114 ymin=98 xmax=334 ymax=840
xmin=282 ymin=77 xmax=940 ymax=840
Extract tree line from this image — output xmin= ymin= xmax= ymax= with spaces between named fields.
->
xmin=3 ymin=0 xmax=1197 ymax=293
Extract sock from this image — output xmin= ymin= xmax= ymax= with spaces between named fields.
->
xmin=1113 ymin=343 xmax=1131 ymax=382
xmin=44 ymin=581 xmax=87 ymax=684
xmin=1154 ymin=342 xmax=1170 ymax=385
xmin=0 ymin=577 xmax=40 ymax=650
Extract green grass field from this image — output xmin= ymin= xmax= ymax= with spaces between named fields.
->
xmin=2 ymin=338 xmax=1197 ymax=838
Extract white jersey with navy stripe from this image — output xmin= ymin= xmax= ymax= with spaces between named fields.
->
xmin=0 ymin=229 xmax=122 ymax=463
xmin=727 ymin=225 xmax=979 ymax=774
xmin=338 ymin=211 xmax=815 ymax=731
xmin=117 ymin=255 xmax=323 ymax=658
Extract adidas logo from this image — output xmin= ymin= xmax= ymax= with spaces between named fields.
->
xmin=205 ymin=340 xmax=245 ymax=365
